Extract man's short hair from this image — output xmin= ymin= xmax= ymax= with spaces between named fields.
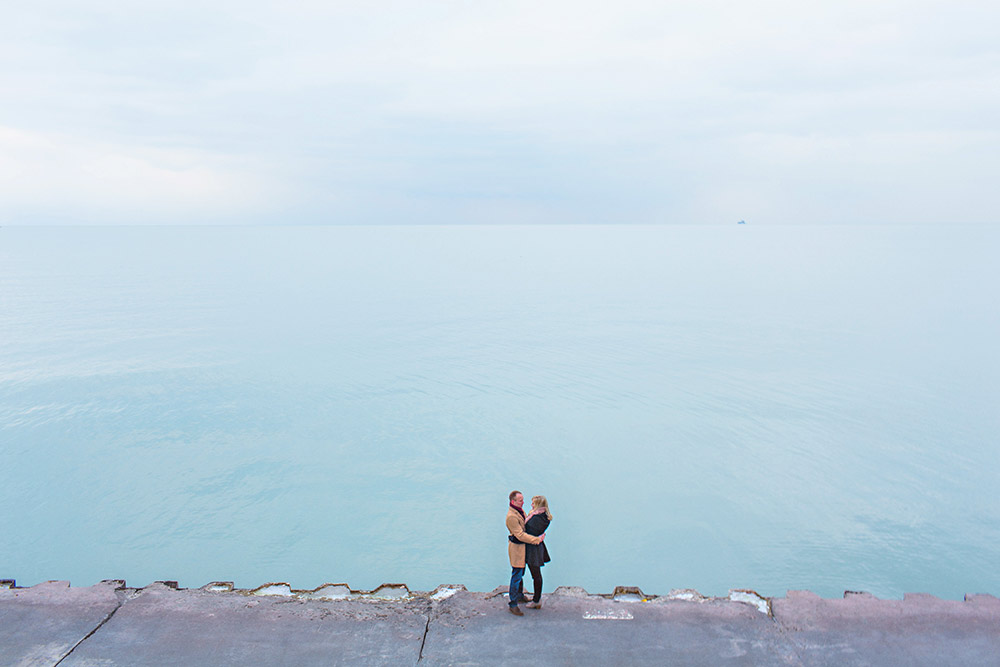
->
xmin=509 ymin=490 xmax=522 ymax=502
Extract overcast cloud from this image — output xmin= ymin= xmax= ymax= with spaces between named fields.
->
xmin=1 ymin=1 xmax=998 ymax=224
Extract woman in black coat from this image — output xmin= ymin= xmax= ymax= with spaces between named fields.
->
xmin=523 ymin=495 xmax=552 ymax=609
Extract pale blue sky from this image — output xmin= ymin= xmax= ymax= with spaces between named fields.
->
xmin=2 ymin=1 xmax=998 ymax=225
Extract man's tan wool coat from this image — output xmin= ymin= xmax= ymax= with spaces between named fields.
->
xmin=506 ymin=507 xmax=542 ymax=568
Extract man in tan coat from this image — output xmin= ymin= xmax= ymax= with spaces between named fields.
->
xmin=506 ymin=490 xmax=544 ymax=615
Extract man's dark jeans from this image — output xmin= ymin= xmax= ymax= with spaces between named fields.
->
xmin=508 ymin=566 xmax=525 ymax=607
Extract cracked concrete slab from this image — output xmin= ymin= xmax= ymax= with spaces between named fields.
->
xmin=771 ymin=590 xmax=1000 ymax=666
xmin=418 ymin=589 xmax=792 ymax=665
xmin=56 ymin=582 xmax=429 ymax=666
xmin=4 ymin=582 xmax=1000 ymax=666
xmin=0 ymin=580 xmax=123 ymax=667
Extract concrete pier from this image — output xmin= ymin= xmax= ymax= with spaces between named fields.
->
xmin=2 ymin=579 xmax=998 ymax=666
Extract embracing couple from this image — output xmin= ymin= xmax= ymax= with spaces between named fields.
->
xmin=505 ymin=489 xmax=553 ymax=616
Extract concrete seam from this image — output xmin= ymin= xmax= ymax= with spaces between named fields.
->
xmin=768 ymin=615 xmax=806 ymax=666
xmin=416 ymin=606 xmax=433 ymax=663
xmin=51 ymin=595 xmax=125 ymax=667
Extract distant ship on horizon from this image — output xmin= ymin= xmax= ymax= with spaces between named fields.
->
xmin=737 ymin=219 xmax=746 ymax=224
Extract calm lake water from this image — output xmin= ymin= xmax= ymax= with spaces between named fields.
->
xmin=1 ymin=224 xmax=997 ymax=599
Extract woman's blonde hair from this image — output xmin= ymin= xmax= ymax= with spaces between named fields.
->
xmin=531 ymin=495 xmax=553 ymax=520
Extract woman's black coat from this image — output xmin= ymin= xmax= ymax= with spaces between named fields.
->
xmin=523 ymin=513 xmax=551 ymax=567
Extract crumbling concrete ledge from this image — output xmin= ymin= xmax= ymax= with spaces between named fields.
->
xmin=1 ymin=579 xmax=998 ymax=666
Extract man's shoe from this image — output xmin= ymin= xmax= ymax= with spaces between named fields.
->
xmin=526 ymin=601 xmax=542 ymax=609
xmin=509 ymin=605 xmax=524 ymax=616
xmin=518 ymin=595 xmax=529 ymax=603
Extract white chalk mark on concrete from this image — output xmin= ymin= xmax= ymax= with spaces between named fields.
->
xmin=583 ymin=610 xmax=634 ymax=620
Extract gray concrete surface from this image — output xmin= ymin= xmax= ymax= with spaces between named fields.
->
xmin=771 ymin=590 xmax=1000 ymax=666
xmin=57 ymin=582 xmax=428 ymax=666
xmin=0 ymin=580 xmax=122 ymax=667
xmin=2 ymin=579 xmax=998 ymax=666
xmin=420 ymin=587 xmax=793 ymax=665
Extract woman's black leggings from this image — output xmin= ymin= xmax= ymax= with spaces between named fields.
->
xmin=527 ymin=565 xmax=543 ymax=602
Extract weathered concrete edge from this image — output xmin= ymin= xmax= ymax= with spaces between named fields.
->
xmin=0 ymin=579 xmax=769 ymax=613
xmin=5 ymin=579 xmax=997 ymax=617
